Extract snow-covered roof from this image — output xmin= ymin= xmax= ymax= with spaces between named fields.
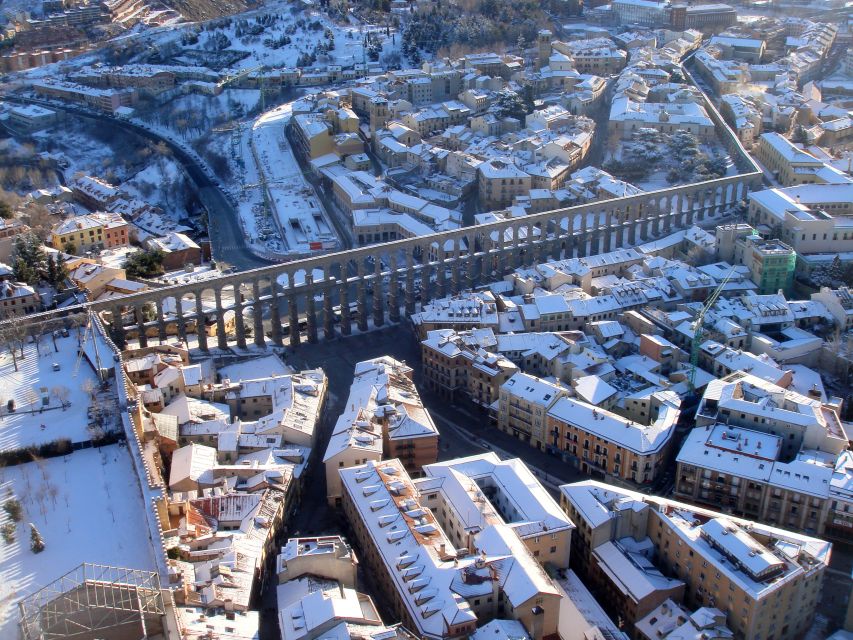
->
xmin=548 ymin=393 xmax=678 ymax=455
xmin=324 ymin=357 xmax=436 ymax=464
xmin=420 ymin=453 xmax=574 ymax=539
xmin=593 ymin=539 xmax=684 ymax=601
xmin=561 ymin=480 xmax=831 ymax=599
xmin=339 ymin=459 xmax=559 ymax=639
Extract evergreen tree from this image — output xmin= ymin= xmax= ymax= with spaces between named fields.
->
xmin=29 ymin=523 xmax=45 ymax=553
xmin=494 ymin=90 xmax=528 ymax=121
xmin=792 ymin=125 xmax=808 ymax=144
xmin=12 ymin=233 xmax=47 ymax=286
xmin=0 ymin=199 xmax=11 ymax=219
xmin=3 ymin=499 xmax=22 ymax=522
xmin=828 ymin=255 xmax=843 ymax=285
xmin=45 ymin=255 xmax=67 ymax=288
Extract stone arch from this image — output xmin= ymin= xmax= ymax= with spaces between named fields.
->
xmin=212 ymin=282 xmax=238 ymax=348
xmin=176 ymin=290 xmax=197 ymax=344
xmin=195 ymin=286 xmax=217 ymax=350
xmin=724 ymin=182 xmax=735 ymax=209
xmin=253 ymin=276 xmax=276 ymax=346
xmin=157 ymin=295 xmax=177 ymax=344
xmin=715 ymin=185 xmax=725 ymax=216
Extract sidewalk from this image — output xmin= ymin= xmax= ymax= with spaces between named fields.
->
xmin=418 ymin=385 xmax=587 ymax=492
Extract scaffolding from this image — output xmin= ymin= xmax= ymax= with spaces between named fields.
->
xmin=18 ymin=563 xmax=165 ymax=640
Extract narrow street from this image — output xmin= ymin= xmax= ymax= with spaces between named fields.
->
xmin=255 ymin=321 xmax=853 ymax=639
xmin=257 ymin=322 xmax=594 ymax=638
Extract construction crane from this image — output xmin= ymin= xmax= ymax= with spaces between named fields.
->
xmin=688 ymin=265 xmax=738 ymax=393
xmin=212 ymin=122 xmax=244 ymax=160
xmin=73 ymin=309 xmax=105 ymax=386
xmin=218 ymin=65 xmax=270 ymax=112
xmin=214 ymin=65 xmax=272 ymax=163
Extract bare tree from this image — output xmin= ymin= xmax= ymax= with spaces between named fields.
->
xmin=81 ymin=378 xmax=97 ymax=402
xmin=25 ymin=387 xmax=40 ymax=411
xmin=51 ymin=386 xmax=71 ymax=409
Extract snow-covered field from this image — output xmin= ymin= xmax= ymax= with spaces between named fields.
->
xmin=0 ymin=445 xmax=158 ymax=638
xmin=0 ymin=334 xmax=106 ymax=451
xmin=28 ymin=122 xmax=195 ymax=226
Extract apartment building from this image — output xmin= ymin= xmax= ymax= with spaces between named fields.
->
xmin=609 ymin=97 xmax=715 ymax=141
xmin=719 ymin=95 xmax=761 ymax=148
xmin=276 ymin=535 xmax=358 ymax=587
xmin=612 ymin=0 xmax=670 ymax=27
xmin=525 ymin=105 xmax=577 ymax=132
xmin=146 ymin=232 xmax=203 ymax=270
xmin=552 ymin=39 xmax=627 ymax=75
xmin=217 ymin=370 xmax=327 ymax=447
xmin=339 ymin=457 xmax=565 ymax=640
xmin=51 ymin=212 xmax=130 ymax=253
xmin=0 ymin=281 xmax=40 ymax=319
xmin=675 ymin=424 xmax=853 ymax=542
xmin=547 ymin=391 xmax=680 ymax=485
xmin=560 ymin=481 xmax=829 ymax=640
xmin=735 ymin=236 xmax=796 ymax=295
xmin=353 ymin=209 xmax=434 ymax=245
xmin=693 ymin=49 xmax=751 ymax=94
xmin=635 ymin=600 xmax=735 ymax=640
xmin=672 ymin=4 xmax=736 ymax=32
xmin=71 ymin=175 xmax=122 ymax=210
xmin=411 ymin=292 xmax=501 ymax=339
xmin=7 ymin=104 xmax=57 ymax=132
xmin=497 ymin=372 xmax=566 ymax=449
xmin=292 ymin=113 xmax=334 ymax=160
xmin=812 ymin=286 xmax=853 ymax=331
xmin=754 ymin=133 xmax=837 ymax=187
xmin=478 ymin=160 xmax=532 ymax=209
xmin=695 ymin=372 xmax=849 ymax=460
xmin=68 ymin=65 xmax=189 ymax=95
xmin=324 ymin=357 xmax=438 ymax=506
xmin=747 ymin=183 xmax=853 ymax=258
xmin=419 ymin=453 xmax=575 ymax=569
xmin=33 ymin=80 xmax=137 ymax=113
xmin=420 ymin=328 xmax=518 ymax=406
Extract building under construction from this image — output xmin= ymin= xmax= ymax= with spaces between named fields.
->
xmin=18 ymin=563 xmax=175 ymax=640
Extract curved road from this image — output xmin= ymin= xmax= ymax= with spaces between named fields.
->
xmin=5 ymin=95 xmax=270 ymax=271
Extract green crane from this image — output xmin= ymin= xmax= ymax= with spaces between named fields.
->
xmin=688 ymin=265 xmax=738 ymax=393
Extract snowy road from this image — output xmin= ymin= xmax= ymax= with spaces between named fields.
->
xmin=4 ymin=96 xmax=270 ymax=271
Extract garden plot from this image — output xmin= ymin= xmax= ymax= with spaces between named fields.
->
xmin=604 ymin=129 xmax=736 ymax=192
xmin=0 ymin=445 xmax=158 ymax=639
xmin=0 ymin=333 xmax=115 ymax=452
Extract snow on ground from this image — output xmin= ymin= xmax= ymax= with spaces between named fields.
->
xmin=0 ymin=444 xmax=158 ymax=638
xmin=137 ymin=89 xmax=262 ymax=143
xmin=123 ymin=154 xmax=190 ymax=218
xmin=606 ymin=140 xmax=736 ymax=192
xmin=0 ymin=335 xmax=105 ymax=451
xmin=219 ymin=354 xmax=293 ymax=382
xmin=251 ymin=101 xmax=338 ymax=255
xmin=47 ymin=127 xmax=127 ymax=181
xmin=175 ymin=5 xmax=397 ymax=72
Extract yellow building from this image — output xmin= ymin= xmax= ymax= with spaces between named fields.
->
xmin=51 ymin=212 xmax=129 ymax=253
